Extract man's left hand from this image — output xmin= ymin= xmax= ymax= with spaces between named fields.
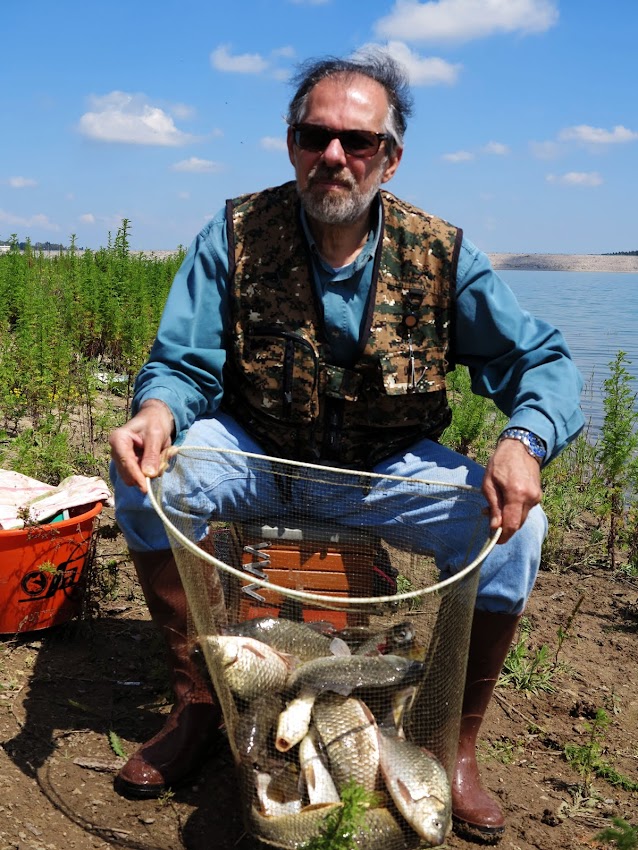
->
xmin=482 ymin=438 xmax=543 ymax=543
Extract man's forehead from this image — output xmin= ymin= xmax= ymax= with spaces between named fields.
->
xmin=304 ymin=73 xmax=389 ymax=118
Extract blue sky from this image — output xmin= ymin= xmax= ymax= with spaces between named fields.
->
xmin=2 ymin=0 xmax=636 ymax=253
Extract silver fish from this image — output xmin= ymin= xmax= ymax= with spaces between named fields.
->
xmin=287 ymin=653 xmax=423 ymax=696
xmin=224 ymin=616 xmax=350 ymax=661
xmin=247 ymin=802 xmax=407 ymax=850
xmin=298 ymin=726 xmax=340 ymax=805
xmin=312 ymin=693 xmax=379 ymax=793
xmin=202 ymin=634 xmax=295 ymax=701
xmin=275 ymin=687 xmax=318 ymax=753
xmin=275 ymin=654 xmax=421 ymax=752
xmin=253 ymin=761 xmax=304 ymax=818
xmin=377 ymin=730 xmax=451 ymax=846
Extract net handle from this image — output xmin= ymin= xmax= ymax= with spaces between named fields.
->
xmin=146 ymin=474 xmax=501 ymax=607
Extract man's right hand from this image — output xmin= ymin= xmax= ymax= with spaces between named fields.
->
xmin=109 ymin=399 xmax=175 ymax=492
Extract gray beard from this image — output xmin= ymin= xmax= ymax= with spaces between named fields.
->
xmin=298 ymin=165 xmax=385 ymax=225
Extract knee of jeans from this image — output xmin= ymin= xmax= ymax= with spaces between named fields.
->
xmin=475 ymin=503 xmax=546 ymax=614
xmin=110 ymin=461 xmax=170 ymax=552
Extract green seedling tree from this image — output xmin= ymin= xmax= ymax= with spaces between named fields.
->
xmin=597 ymin=351 xmax=638 ymax=569
xmin=597 ymin=818 xmax=638 ymax=850
xmin=300 ymin=782 xmax=378 ymax=850
xmin=565 ymin=708 xmax=638 ymax=796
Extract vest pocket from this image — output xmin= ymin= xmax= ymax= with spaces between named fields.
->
xmin=378 ymin=346 xmax=448 ymax=394
xmin=242 ymin=329 xmax=320 ymax=421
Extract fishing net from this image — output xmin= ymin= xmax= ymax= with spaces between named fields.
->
xmin=149 ymin=446 xmax=499 ymax=849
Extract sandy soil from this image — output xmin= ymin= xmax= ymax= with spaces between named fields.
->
xmin=0 ymin=505 xmax=637 ymax=850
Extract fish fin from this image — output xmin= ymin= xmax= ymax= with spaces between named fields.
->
xmin=330 ymin=684 xmax=354 ymax=697
xmin=397 ymin=777 xmax=415 ymax=804
xmin=329 ymin=637 xmax=351 ymax=657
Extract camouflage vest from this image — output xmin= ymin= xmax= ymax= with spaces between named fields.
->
xmin=223 ymin=181 xmax=462 ymax=468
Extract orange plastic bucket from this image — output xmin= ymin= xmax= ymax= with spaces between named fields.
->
xmin=0 ymin=501 xmax=103 ymax=634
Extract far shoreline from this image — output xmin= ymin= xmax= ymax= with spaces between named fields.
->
xmin=12 ymin=248 xmax=638 ymax=273
xmin=487 ymin=253 xmax=638 ymax=273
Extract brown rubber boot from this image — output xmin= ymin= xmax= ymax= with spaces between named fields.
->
xmin=452 ymin=610 xmax=521 ymax=843
xmin=114 ymin=549 xmax=222 ymax=799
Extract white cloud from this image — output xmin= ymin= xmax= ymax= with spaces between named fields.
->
xmin=8 ymin=176 xmax=37 ymax=188
xmin=210 ymin=44 xmax=269 ymax=74
xmin=442 ymin=150 xmax=474 ymax=162
xmin=178 ymin=191 xmax=190 ymax=200
xmin=0 ymin=210 xmax=60 ymax=231
xmin=79 ymin=213 xmax=96 ymax=224
xmin=558 ymin=124 xmax=638 ymax=145
xmin=546 ymin=171 xmax=603 ymax=187
xmin=171 ymin=157 xmax=224 ymax=173
xmin=170 ymin=102 xmax=196 ymax=120
xmin=78 ymin=92 xmax=194 ymax=146
xmin=357 ymin=41 xmax=461 ymax=86
xmin=272 ymin=46 xmax=296 ymax=59
xmin=260 ymin=136 xmax=288 ymax=152
xmin=530 ymin=140 xmax=562 ymax=160
xmin=482 ymin=141 xmax=509 ymax=155
xmin=375 ymin=0 xmax=558 ymax=44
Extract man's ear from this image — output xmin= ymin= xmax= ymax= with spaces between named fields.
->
xmin=381 ymin=146 xmax=403 ymax=184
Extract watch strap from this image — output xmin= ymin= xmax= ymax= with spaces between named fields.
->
xmin=498 ymin=428 xmax=546 ymax=464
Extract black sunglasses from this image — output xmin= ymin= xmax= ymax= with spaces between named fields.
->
xmin=292 ymin=124 xmax=388 ymax=157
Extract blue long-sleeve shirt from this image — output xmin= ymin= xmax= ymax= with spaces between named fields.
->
xmin=133 ymin=197 xmax=584 ymax=463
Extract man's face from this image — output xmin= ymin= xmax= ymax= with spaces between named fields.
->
xmin=287 ymin=74 xmax=403 ymax=225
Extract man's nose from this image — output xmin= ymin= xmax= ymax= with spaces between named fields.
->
xmin=321 ymin=137 xmax=348 ymax=167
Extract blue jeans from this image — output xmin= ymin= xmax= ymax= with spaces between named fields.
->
xmin=111 ymin=413 xmax=547 ymax=614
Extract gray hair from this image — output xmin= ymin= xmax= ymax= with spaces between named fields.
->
xmin=286 ymin=51 xmax=413 ymax=155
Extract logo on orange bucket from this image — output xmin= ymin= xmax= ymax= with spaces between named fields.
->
xmin=20 ymin=562 xmax=81 ymax=602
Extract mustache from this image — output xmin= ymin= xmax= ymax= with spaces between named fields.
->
xmin=307 ymin=164 xmax=355 ymax=189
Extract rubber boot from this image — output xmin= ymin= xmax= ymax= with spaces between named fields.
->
xmin=452 ymin=610 xmax=521 ymax=843
xmin=114 ymin=549 xmax=222 ymax=799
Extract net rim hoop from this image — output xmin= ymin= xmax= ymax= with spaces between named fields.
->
xmin=147 ymin=448 xmax=501 ymax=606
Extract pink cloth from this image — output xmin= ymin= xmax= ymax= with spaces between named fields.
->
xmin=0 ymin=469 xmax=112 ymax=530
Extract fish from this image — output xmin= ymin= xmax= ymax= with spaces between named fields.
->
xmin=298 ymin=726 xmax=340 ymax=805
xmin=253 ymin=761 xmax=304 ymax=818
xmin=235 ymin=693 xmax=284 ymax=766
xmin=223 ymin=616 xmax=351 ymax=661
xmin=286 ymin=653 xmax=423 ymax=696
xmin=377 ymin=729 xmax=451 ymax=846
xmin=247 ymin=802 xmax=408 ymax=850
xmin=353 ymin=621 xmax=417 ymax=657
xmin=312 ymin=693 xmax=380 ymax=793
xmin=275 ymin=687 xmax=318 ymax=753
xmin=275 ymin=654 xmax=422 ymax=752
xmin=202 ymin=634 xmax=295 ymax=701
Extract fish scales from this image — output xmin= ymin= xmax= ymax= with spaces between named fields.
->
xmin=287 ymin=652 xmax=422 ymax=695
xmin=203 ymin=634 xmax=294 ymax=701
xmin=247 ymin=802 xmax=408 ymax=849
xmin=312 ymin=693 xmax=380 ymax=793
xmin=377 ymin=730 xmax=451 ymax=846
xmin=224 ymin=616 xmax=350 ymax=661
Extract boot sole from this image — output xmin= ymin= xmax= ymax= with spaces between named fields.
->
xmin=114 ymin=774 xmax=171 ymax=800
xmin=453 ymin=815 xmax=504 ymax=844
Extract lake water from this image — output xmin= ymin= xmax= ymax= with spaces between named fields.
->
xmin=500 ymin=270 xmax=638 ymax=440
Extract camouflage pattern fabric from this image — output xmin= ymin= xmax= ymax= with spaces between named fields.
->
xmin=223 ymin=182 xmax=462 ymax=468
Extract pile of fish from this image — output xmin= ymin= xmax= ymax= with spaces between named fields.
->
xmin=202 ymin=616 xmax=451 ymax=849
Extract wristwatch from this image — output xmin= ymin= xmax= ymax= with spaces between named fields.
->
xmin=497 ymin=428 xmax=547 ymax=464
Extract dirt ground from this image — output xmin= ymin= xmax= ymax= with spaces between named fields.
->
xmin=0 ymin=504 xmax=637 ymax=850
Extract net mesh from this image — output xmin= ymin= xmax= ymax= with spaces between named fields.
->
xmin=149 ymin=447 xmax=497 ymax=849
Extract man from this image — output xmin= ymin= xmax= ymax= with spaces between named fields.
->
xmin=110 ymin=53 xmax=583 ymax=841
